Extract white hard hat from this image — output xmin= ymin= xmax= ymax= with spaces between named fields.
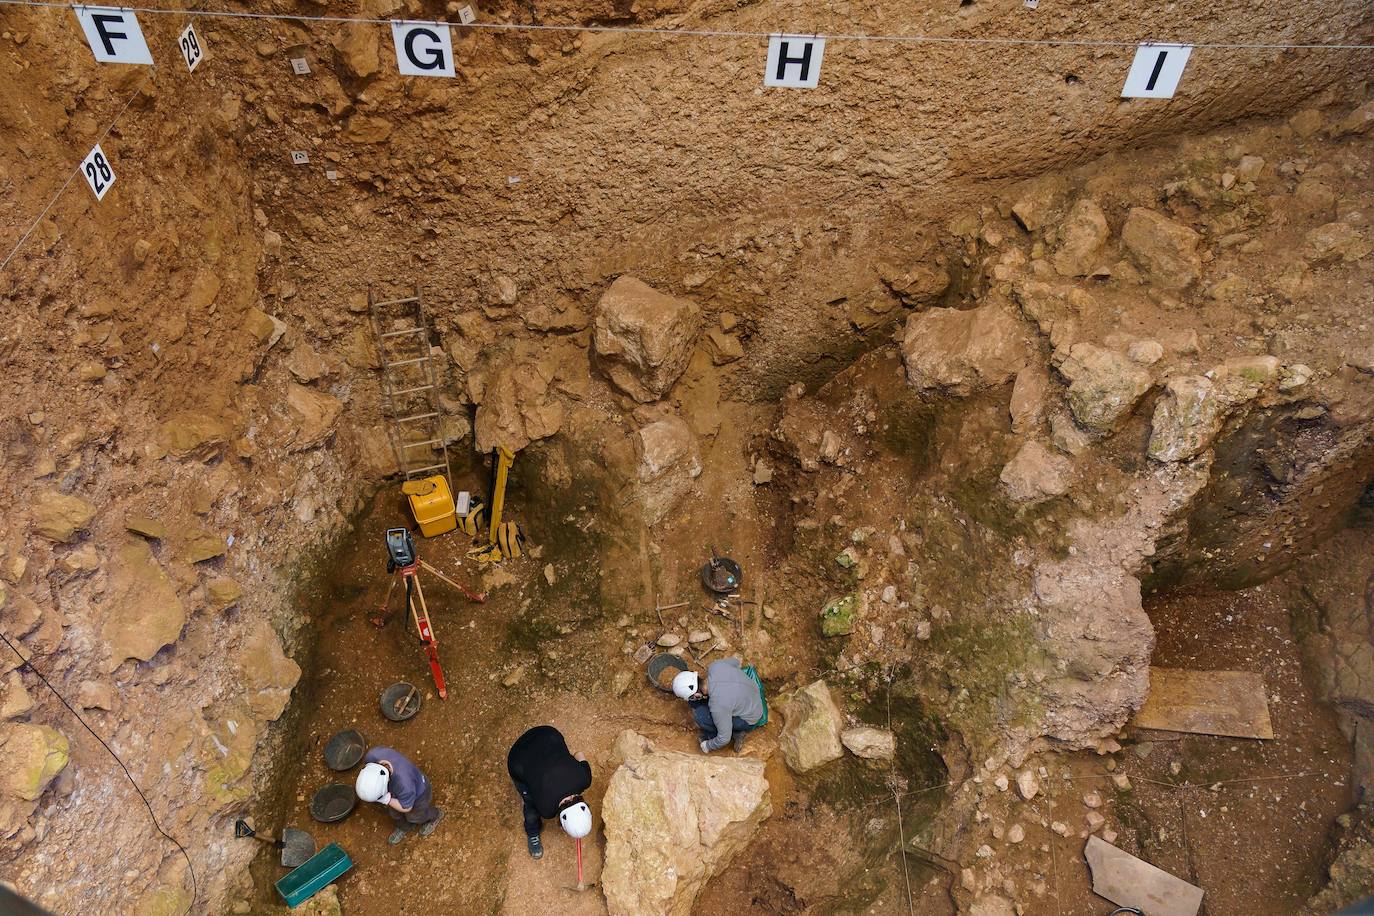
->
xmin=672 ymin=670 xmax=699 ymax=700
xmin=558 ymin=798 xmax=592 ymax=839
xmin=355 ymin=762 xmax=389 ymax=803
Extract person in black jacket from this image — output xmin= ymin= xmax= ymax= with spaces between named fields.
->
xmin=506 ymin=725 xmax=593 ymax=859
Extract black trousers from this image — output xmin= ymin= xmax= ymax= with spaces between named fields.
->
xmin=511 ymin=777 xmax=542 ymax=837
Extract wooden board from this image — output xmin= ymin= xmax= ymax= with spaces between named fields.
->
xmin=1085 ymin=836 xmax=1204 ymax=916
xmin=1133 ymin=667 xmax=1274 ymax=739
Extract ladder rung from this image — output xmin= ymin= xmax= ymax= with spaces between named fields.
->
xmin=391 ymin=384 xmax=435 ymax=396
xmin=373 ymin=296 xmax=419 ymax=308
xmin=396 ymin=412 xmax=439 ymax=423
xmin=387 ymin=356 xmax=429 ymax=367
xmin=407 ymin=463 xmax=448 ymax=474
xmin=381 ymin=326 xmax=426 ymax=339
xmin=401 ymin=438 xmax=442 ymax=449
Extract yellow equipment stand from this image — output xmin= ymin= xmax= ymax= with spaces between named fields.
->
xmin=469 ymin=445 xmax=523 ymax=563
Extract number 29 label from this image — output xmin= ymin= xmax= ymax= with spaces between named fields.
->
xmin=179 ymin=23 xmax=204 ymax=72
xmin=80 ymin=143 xmax=116 ymax=201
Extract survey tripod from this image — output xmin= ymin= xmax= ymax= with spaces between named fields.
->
xmin=374 ymin=528 xmax=485 ymax=699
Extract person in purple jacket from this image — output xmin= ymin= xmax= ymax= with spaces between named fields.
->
xmin=355 ymin=746 xmax=444 ymax=845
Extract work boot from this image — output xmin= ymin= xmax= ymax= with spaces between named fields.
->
xmin=387 ymin=827 xmax=408 ymax=846
xmin=420 ymin=811 xmax=445 ymax=838
xmin=527 ymin=833 xmax=544 ymax=859
xmin=732 ymin=731 xmax=747 ymax=753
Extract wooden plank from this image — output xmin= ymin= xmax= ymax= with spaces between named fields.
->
xmin=1133 ymin=667 xmax=1274 ymax=739
xmin=1085 ymin=836 xmax=1204 ymax=916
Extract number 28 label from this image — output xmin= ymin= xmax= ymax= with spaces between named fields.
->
xmin=80 ymin=143 xmax=116 ymax=201
xmin=179 ymin=23 xmax=204 ymax=72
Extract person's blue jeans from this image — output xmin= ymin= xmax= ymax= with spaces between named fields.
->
xmin=690 ymin=698 xmax=757 ymax=744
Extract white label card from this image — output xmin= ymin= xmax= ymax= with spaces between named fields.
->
xmin=458 ymin=6 xmax=476 ymax=25
xmin=74 ymin=7 xmax=154 ymax=65
xmin=290 ymin=57 xmax=311 ymax=75
xmin=764 ymin=34 xmax=825 ymax=88
xmin=80 ymin=144 xmax=116 ymax=200
xmin=290 ymin=150 xmax=310 ymax=165
xmin=178 ymin=23 xmax=204 ymax=72
xmin=391 ymin=20 xmax=456 ymax=77
xmin=1121 ymin=43 xmax=1193 ymax=99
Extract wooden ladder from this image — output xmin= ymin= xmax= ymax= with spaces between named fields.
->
xmin=367 ymin=285 xmax=451 ymax=487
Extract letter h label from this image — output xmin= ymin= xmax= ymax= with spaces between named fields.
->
xmin=764 ymin=34 xmax=826 ymax=88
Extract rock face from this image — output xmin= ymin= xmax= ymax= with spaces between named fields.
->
xmin=101 ymin=540 xmax=189 ymax=673
xmin=1055 ymin=343 xmax=1153 ymax=433
xmin=0 ymin=723 xmax=68 ymax=837
xmin=157 ymin=411 xmax=236 ymax=460
xmin=778 ymin=680 xmax=844 ymax=773
xmin=1052 ymin=199 xmax=1109 ymax=277
xmin=1148 ymin=375 xmax=1223 ymax=462
xmin=594 ymin=277 xmax=700 ymax=402
xmin=602 ymin=730 xmax=771 ymax=916
xmin=901 ymin=301 xmax=1029 ymax=396
xmin=1000 ymin=440 xmax=1073 ymax=502
xmin=633 ymin=416 xmax=702 ymax=526
xmin=284 ymin=383 xmax=343 ymax=451
xmin=1121 ymin=208 xmax=1201 ymax=288
xmin=30 ymin=492 xmax=96 ymax=542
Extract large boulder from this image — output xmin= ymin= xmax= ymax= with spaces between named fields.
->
xmin=594 ymin=277 xmax=701 ymax=402
xmin=778 ymin=680 xmax=844 ymax=773
xmin=102 ymin=540 xmax=188 ymax=673
xmin=1148 ymin=376 xmax=1223 ymax=462
xmin=1121 ymin=208 xmax=1201 ymax=289
xmin=31 ymin=492 xmax=96 ymax=542
xmin=0 ymin=723 xmax=68 ymax=837
xmin=634 ymin=417 xmax=702 ymax=526
xmin=284 ymin=384 xmax=343 ymax=451
xmin=1052 ymin=198 xmax=1109 ymax=277
xmin=1000 ymin=440 xmax=1073 ymax=502
xmin=238 ymin=620 xmax=301 ymax=721
xmin=157 ymin=410 xmax=236 ymax=460
xmin=602 ymin=730 xmax=771 ymax=916
xmin=472 ymin=357 xmax=565 ymax=453
xmin=1054 ymin=343 xmax=1153 ymax=433
xmin=901 ymin=301 xmax=1029 ymax=396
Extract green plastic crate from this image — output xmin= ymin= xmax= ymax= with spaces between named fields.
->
xmin=275 ymin=842 xmax=352 ymax=908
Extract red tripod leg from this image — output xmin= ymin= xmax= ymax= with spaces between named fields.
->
xmin=410 ymin=577 xmax=448 ymax=699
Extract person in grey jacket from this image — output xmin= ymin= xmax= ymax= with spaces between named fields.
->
xmin=671 ymin=657 xmax=765 ymax=753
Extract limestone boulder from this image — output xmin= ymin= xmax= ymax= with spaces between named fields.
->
xmin=331 ymin=23 xmax=380 ymax=81
xmin=285 ymin=383 xmax=343 ymax=451
xmin=1052 ymin=199 xmax=1109 ymax=277
xmin=158 ymin=411 xmax=236 ymax=460
xmin=901 ymin=301 xmax=1029 ymax=396
xmin=633 ymin=417 xmax=702 ymax=526
xmin=1010 ymin=365 xmax=1050 ymax=433
xmin=206 ymin=577 xmax=243 ymax=609
xmin=102 ymin=540 xmax=188 ymax=673
xmin=1331 ymin=100 xmax=1374 ymax=138
xmin=602 ymin=730 xmax=771 ymax=916
xmin=31 ymin=492 xmax=96 ymax=542
xmin=594 ymin=277 xmax=700 ymax=402
xmin=1054 ymin=343 xmax=1152 ymax=433
xmin=1148 ymin=376 xmax=1223 ymax=462
xmin=840 ymin=726 xmax=895 ymax=761
xmin=238 ymin=620 xmax=301 ymax=722
xmin=1121 ymin=208 xmax=1201 ymax=289
xmin=1000 ymin=440 xmax=1073 ymax=502
xmin=472 ymin=357 xmax=565 ymax=453
xmin=778 ymin=680 xmax=844 ymax=773
xmin=0 ymin=723 xmax=68 ymax=837
xmin=1303 ymin=222 xmax=1371 ymax=264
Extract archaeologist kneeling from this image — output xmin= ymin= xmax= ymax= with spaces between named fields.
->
xmin=674 ymin=656 xmax=766 ymax=754
xmin=506 ymin=725 xmax=593 ymax=860
xmin=355 ymin=746 xmax=444 ymax=845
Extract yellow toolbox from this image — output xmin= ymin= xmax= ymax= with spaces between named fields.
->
xmin=404 ymin=475 xmax=457 ymax=538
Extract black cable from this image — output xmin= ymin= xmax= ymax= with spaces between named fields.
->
xmin=0 ymin=632 xmax=197 ymax=916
